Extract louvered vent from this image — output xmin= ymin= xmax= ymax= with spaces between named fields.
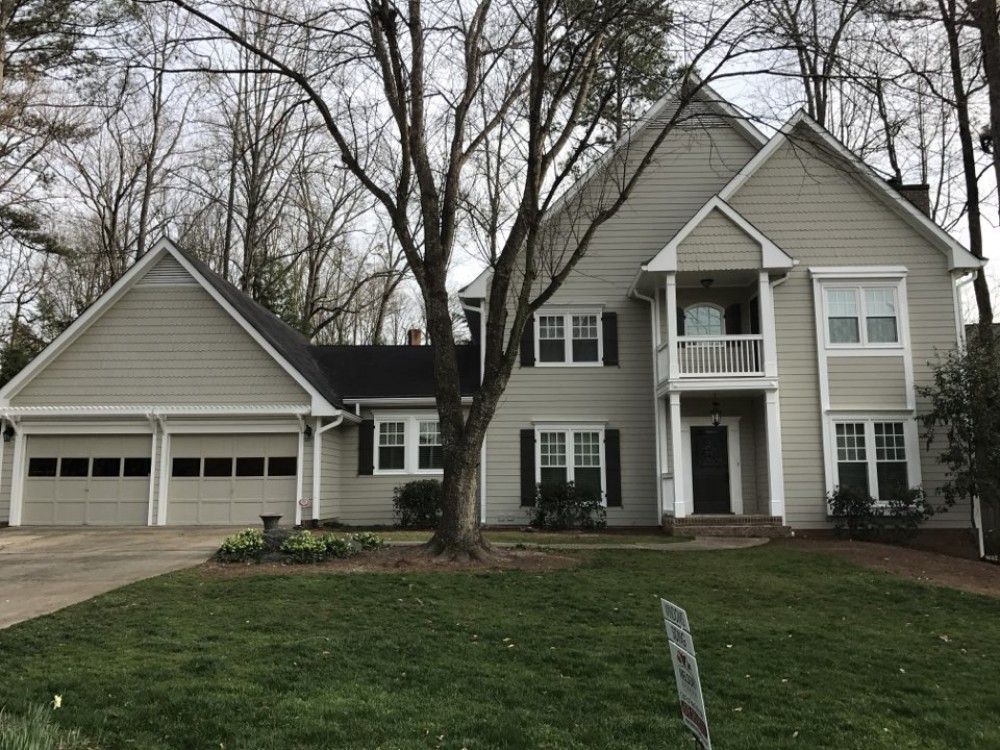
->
xmin=137 ymin=255 xmax=197 ymax=286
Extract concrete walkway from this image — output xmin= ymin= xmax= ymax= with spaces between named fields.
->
xmin=0 ymin=527 xmax=231 ymax=629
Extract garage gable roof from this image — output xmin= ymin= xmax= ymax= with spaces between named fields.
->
xmin=0 ymin=238 xmax=343 ymax=414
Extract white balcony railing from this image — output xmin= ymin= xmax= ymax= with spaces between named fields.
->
xmin=657 ymin=334 xmax=765 ymax=379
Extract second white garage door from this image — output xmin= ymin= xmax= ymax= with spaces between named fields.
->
xmin=166 ymin=434 xmax=298 ymax=525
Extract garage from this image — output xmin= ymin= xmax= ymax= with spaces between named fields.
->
xmin=22 ymin=435 xmax=152 ymax=525
xmin=166 ymin=433 xmax=298 ymax=525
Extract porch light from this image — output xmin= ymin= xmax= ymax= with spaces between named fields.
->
xmin=710 ymin=400 xmax=722 ymax=427
xmin=303 ymin=424 xmax=313 ymax=441
xmin=2 ymin=424 xmax=13 ymax=442
xmin=700 ymin=278 xmax=714 ymax=289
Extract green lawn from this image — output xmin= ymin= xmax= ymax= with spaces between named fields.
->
xmin=1 ymin=546 xmax=998 ymax=749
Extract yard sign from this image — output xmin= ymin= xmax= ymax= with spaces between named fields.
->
xmin=660 ymin=598 xmax=711 ymax=750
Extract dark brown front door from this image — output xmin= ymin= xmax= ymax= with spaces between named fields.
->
xmin=691 ymin=426 xmax=730 ymax=514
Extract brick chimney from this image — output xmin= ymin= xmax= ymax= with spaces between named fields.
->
xmin=888 ymin=178 xmax=931 ymax=217
xmin=407 ymin=328 xmax=423 ymax=346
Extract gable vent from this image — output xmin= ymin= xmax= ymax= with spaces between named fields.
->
xmin=137 ymin=255 xmax=197 ymax=286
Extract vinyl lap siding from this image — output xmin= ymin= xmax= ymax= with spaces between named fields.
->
xmin=487 ymin=121 xmax=759 ymax=526
xmin=318 ymin=428 xmax=342 ymax=521
xmin=0 ymin=440 xmax=12 ymax=523
xmin=13 ymin=285 xmax=308 ymax=406
xmin=676 ymin=210 xmax=761 ymax=271
xmin=730 ymin=128 xmax=965 ymax=527
xmin=827 ymin=357 xmax=908 ymax=409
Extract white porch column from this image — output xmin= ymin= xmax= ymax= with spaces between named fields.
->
xmin=295 ymin=427 xmax=305 ymax=526
xmin=665 ymin=273 xmax=679 ymax=381
xmin=8 ymin=426 xmax=24 ymax=526
xmin=669 ymin=392 xmax=686 ymax=518
xmin=765 ymin=390 xmax=786 ymax=520
xmin=758 ymin=271 xmax=779 ymax=378
xmin=312 ymin=417 xmax=322 ymax=522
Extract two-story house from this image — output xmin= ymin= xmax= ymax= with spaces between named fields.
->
xmin=0 ymin=86 xmax=980 ymax=532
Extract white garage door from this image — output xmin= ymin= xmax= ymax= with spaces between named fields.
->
xmin=166 ymin=434 xmax=298 ymax=525
xmin=22 ymin=435 xmax=152 ymax=525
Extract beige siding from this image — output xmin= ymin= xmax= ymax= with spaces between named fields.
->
xmin=828 ymin=357 xmax=908 ymax=409
xmin=318 ymin=426 xmax=343 ymax=521
xmin=676 ymin=209 xmax=762 ymax=271
xmin=13 ymin=283 xmax=308 ymax=406
xmin=487 ymin=118 xmax=759 ymax=527
xmin=0 ymin=439 xmax=13 ymax=523
xmin=730 ymin=127 xmax=966 ymax=528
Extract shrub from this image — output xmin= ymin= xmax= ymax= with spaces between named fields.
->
xmin=322 ymin=535 xmax=355 ymax=559
xmin=393 ymin=479 xmax=443 ymax=529
xmin=828 ymin=486 xmax=934 ymax=543
xmin=528 ymin=481 xmax=607 ymax=531
xmin=280 ymin=531 xmax=329 ymax=563
xmin=217 ymin=528 xmax=266 ymax=563
xmin=351 ymin=531 xmax=385 ymax=551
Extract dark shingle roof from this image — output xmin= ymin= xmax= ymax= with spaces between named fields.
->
xmin=312 ymin=345 xmax=480 ymax=399
xmin=171 ymin=243 xmax=479 ymax=405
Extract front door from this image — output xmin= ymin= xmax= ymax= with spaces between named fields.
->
xmin=691 ymin=426 xmax=730 ymax=514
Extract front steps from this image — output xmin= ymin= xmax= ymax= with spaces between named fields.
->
xmin=663 ymin=514 xmax=792 ymax=538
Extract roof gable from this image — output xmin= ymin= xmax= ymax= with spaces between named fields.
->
xmin=719 ymin=112 xmax=981 ymax=271
xmin=0 ymin=238 xmax=343 ymax=414
xmin=646 ymin=197 xmax=794 ymax=272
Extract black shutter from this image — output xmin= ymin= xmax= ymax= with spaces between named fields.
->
xmin=466 ymin=309 xmax=481 ymax=343
xmin=520 ymin=429 xmax=536 ymax=506
xmin=605 ymin=429 xmax=622 ymax=507
xmin=602 ymin=311 xmax=619 ymax=366
xmin=677 ymin=307 xmax=686 ymax=336
xmin=520 ymin=319 xmax=535 ymax=366
xmin=749 ymin=298 xmax=760 ymax=335
xmin=358 ymin=420 xmax=375 ymax=475
xmin=725 ymin=303 xmax=742 ymax=335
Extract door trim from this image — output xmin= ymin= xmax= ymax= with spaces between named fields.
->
xmin=681 ymin=416 xmax=743 ymax=515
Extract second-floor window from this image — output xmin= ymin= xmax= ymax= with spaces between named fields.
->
xmin=825 ymin=286 xmax=900 ymax=346
xmin=536 ymin=312 xmax=601 ymax=365
xmin=684 ymin=304 xmax=724 ymax=337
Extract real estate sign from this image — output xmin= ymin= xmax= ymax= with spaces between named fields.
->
xmin=660 ymin=598 xmax=711 ymax=750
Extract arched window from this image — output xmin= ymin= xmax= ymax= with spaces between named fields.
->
xmin=684 ymin=304 xmax=724 ymax=337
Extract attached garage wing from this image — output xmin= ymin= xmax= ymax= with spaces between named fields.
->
xmin=165 ymin=434 xmax=298 ymax=525
xmin=22 ymin=435 xmax=152 ymax=525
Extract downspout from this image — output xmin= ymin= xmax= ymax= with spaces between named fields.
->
xmin=146 ymin=412 xmax=158 ymax=526
xmin=154 ymin=414 xmax=169 ymax=526
xmin=628 ymin=273 xmax=664 ymax=524
xmin=312 ymin=412 xmax=344 ymax=525
xmin=461 ymin=297 xmax=488 ymax=525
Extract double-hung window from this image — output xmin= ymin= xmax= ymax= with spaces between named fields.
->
xmin=825 ymin=286 xmax=900 ymax=346
xmin=536 ymin=311 xmax=601 ymax=365
xmin=833 ymin=420 xmax=912 ymax=500
xmin=375 ymin=415 xmax=443 ymax=474
xmin=537 ymin=426 xmax=604 ymax=501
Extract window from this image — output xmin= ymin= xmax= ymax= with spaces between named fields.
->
xmin=824 ymin=286 xmax=900 ymax=346
xmin=684 ymin=305 xmax=724 ymax=337
xmin=418 ymin=421 xmax=443 ymax=470
xmin=172 ymin=458 xmax=201 ymax=478
xmin=378 ymin=421 xmax=406 ymax=470
xmin=267 ymin=456 xmax=297 ymax=477
xmin=59 ymin=457 xmax=89 ymax=477
xmin=203 ymin=457 xmax=233 ymax=477
xmin=537 ymin=426 xmax=605 ymax=501
xmin=373 ymin=415 xmax=445 ymax=474
xmin=535 ymin=311 xmax=602 ymax=365
xmin=834 ymin=420 xmax=913 ymax=500
xmin=123 ymin=458 xmax=151 ymax=477
xmin=91 ymin=458 xmax=122 ymax=478
xmin=28 ymin=458 xmax=57 ymax=477
xmin=236 ymin=457 xmax=265 ymax=477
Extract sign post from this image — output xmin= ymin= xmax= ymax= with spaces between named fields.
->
xmin=660 ymin=598 xmax=711 ymax=750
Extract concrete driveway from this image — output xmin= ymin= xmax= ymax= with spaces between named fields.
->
xmin=0 ymin=526 xmax=232 ymax=629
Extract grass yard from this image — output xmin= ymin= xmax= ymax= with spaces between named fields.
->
xmin=0 ymin=546 xmax=998 ymax=750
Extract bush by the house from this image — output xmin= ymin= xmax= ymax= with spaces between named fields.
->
xmin=828 ymin=486 xmax=934 ymax=543
xmin=528 ymin=481 xmax=607 ymax=531
xmin=393 ymin=479 xmax=443 ymax=529
xmin=351 ymin=531 xmax=385 ymax=551
xmin=280 ymin=531 xmax=330 ymax=563
xmin=323 ymin=535 xmax=355 ymax=558
xmin=216 ymin=528 xmax=267 ymax=563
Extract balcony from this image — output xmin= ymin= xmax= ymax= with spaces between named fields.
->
xmin=657 ymin=334 xmax=765 ymax=379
